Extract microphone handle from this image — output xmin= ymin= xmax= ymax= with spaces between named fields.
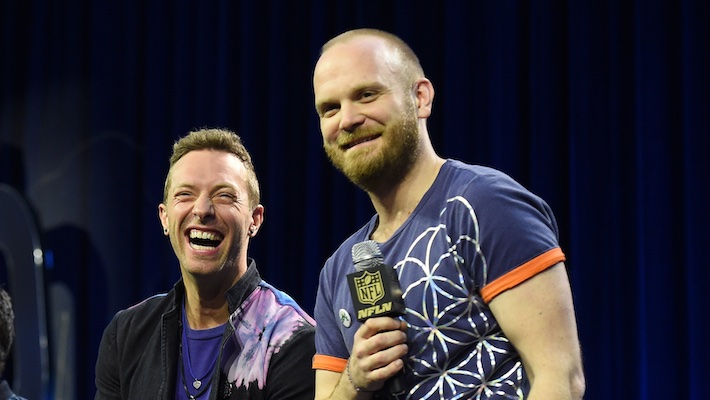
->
xmin=384 ymin=264 xmax=406 ymax=397
xmin=387 ymin=370 xmax=406 ymax=397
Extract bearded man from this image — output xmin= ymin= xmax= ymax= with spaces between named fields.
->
xmin=311 ymin=28 xmax=586 ymax=400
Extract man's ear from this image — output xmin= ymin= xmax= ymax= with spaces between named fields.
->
xmin=158 ymin=204 xmax=169 ymax=235
xmin=249 ymin=204 xmax=265 ymax=237
xmin=415 ymin=78 xmax=434 ymax=118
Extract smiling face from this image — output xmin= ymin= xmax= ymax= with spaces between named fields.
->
xmin=314 ymin=36 xmax=422 ymax=192
xmin=158 ymin=149 xmax=263 ymax=281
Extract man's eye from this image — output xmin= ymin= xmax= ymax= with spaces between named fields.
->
xmin=319 ymin=105 xmax=339 ymax=118
xmin=360 ymin=91 xmax=379 ymax=101
xmin=215 ymin=193 xmax=236 ymax=201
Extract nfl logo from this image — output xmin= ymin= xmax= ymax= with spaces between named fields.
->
xmin=354 ymin=270 xmax=385 ymax=306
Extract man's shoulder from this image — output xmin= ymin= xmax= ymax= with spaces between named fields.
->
xmin=438 ymin=159 xmax=531 ymax=205
xmin=443 ymin=159 xmax=515 ymax=184
xmin=123 ymin=291 xmax=173 ymax=313
xmin=111 ymin=287 xmax=178 ymax=328
xmin=251 ymin=282 xmax=315 ymax=324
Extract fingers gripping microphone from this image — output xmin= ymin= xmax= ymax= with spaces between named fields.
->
xmin=348 ymin=240 xmax=406 ymax=397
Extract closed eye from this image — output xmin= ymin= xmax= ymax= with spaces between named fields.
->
xmin=173 ymin=192 xmax=195 ymax=204
xmin=212 ymin=190 xmax=239 ymax=204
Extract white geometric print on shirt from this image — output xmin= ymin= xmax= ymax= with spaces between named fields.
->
xmin=393 ymin=195 xmax=524 ymax=399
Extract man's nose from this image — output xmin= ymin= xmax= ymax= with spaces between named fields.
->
xmin=192 ymin=195 xmax=215 ymax=222
xmin=338 ymin=102 xmax=365 ymax=132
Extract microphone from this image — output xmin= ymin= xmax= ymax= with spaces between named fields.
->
xmin=348 ymin=240 xmax=406 ymax=396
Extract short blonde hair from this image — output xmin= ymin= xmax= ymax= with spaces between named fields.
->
xmin=163 ymin=128 xmax=260 ymax=209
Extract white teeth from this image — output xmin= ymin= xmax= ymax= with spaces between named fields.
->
xmin=189 ymin=229 xmax=223 ymax=241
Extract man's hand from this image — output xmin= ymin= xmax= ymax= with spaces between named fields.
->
xmin=347 ymin=316 xmax=408 ymax=393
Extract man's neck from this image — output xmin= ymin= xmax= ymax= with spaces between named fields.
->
xmin=369 ymin=153 xmax=445 ymax=242
xmin=181 ymin=268 xmax=241 ymax=329
xmin=183 ymin=290 xmax=230 ymax=330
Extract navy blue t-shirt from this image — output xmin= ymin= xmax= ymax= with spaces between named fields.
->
xmin=313 ymin=159 xmax=565 ymax=399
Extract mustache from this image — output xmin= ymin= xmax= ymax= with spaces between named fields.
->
xmin=336 ymin=128 xmax=383 ymax=148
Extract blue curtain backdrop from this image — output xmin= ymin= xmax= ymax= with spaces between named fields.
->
xmin=1 ymin=1 xmax=708 ymax=399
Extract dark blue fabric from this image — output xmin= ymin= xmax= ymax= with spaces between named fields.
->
xmin=1 ymin=1 xmax=708 ymax=399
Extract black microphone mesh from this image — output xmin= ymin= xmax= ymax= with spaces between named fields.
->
xmin=351 ymin=240 xmax=384 ymax=271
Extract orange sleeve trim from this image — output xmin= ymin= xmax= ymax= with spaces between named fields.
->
xmin=480 ymin=247 xmax=565 ymax=304
xmin=312 ymin=354 xmax=348 ymax=372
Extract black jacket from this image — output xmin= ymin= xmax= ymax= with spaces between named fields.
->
xmin=95 ymin=260 xmax=316 ymax=400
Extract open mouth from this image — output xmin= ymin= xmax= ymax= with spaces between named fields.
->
xmin=188 ymin=229 xmax=224 ymax=250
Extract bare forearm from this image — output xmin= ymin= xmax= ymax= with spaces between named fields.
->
xmin=526 ymin=370 xmax=586 ymax=400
